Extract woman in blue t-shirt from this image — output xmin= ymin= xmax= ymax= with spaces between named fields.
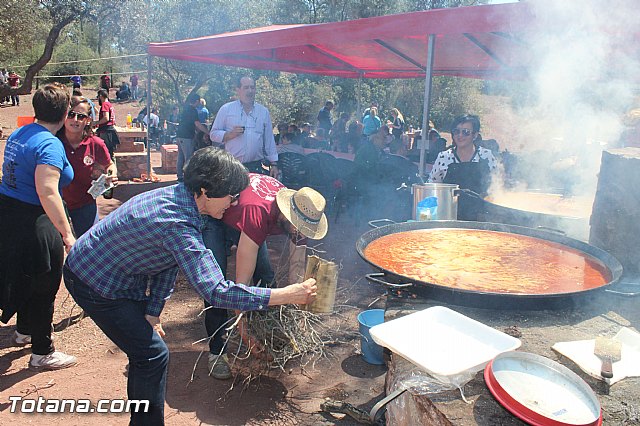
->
xmin=0 ymin=83 xmax=77 ymax=370
xmin=362 ymin=107 xmax=381 ymax=138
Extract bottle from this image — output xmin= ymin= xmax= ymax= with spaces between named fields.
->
xmin=163 ymin=120 xmax=167 ymax=130
xmin=103 ymin=170 xmax=115 ymax=200
xmin=126 ymin=113 xmax=132 ymax=128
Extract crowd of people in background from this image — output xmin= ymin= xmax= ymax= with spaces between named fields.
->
xmin=0 ymin=67 xmax=450 ymax=164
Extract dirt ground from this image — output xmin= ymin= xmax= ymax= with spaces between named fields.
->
xmin=1 ymin=93 xmax=389 ymax=425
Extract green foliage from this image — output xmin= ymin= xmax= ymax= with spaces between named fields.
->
xmin=430 ymin=76 xmax=483 ymax=130
xmin=0 ymin=0 xmax=49 ymax=64
xmin=244 ymin=74 xmax=339 ymax=126
xmin=258 ymin=75 xmax=297 ymax=125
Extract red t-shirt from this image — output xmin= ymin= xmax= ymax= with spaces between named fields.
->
xmin=98 ymin=100 xmax=115 ymax=128
xmin=8 ymin=75 xmax=20 ymax=87
xmin=61 ymin=135 xmax=112 ymax=209
xmin=222 ymin=174 xmax=285 ymax=245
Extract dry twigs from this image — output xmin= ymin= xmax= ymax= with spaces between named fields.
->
xmin=22 ymin=379 xmax=56 ymax=397
xmin=242 ymin=304 xmax=336 ymax=372
xmin=190 ymin=236 xmax=344 ymax=388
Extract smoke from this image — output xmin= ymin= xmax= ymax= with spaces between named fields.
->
xmin=492 ymin=0 xmax=640 ymax=198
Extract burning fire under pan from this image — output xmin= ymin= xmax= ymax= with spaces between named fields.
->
xmin=356 ymin=220 xmax=623 ymax=310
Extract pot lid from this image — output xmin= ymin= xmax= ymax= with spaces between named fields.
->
xmin=485 ymin=351 xmax=602 ymax=426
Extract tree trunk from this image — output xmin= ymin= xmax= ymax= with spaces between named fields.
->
xmin=0 ymin=16 xmax=75 ymax=99
xmin=589 ymin=147 xmax=640 ymax=275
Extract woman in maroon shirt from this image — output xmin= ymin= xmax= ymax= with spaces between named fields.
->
xmin=58 ymin=96 xmax=118 ymax=236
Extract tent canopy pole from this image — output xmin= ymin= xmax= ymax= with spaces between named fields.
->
xmin=146 ymin=54 xmax=153 ymax=177
xmin=419 ymin=34 xmax=435 ymax=178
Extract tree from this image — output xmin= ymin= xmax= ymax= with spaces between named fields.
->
xmin=0 ymin=0 xmax=118 ymax=99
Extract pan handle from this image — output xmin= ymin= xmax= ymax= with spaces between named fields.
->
xmin=369 ymin=388 xmax=407 ymax=423
xmin=366 ymin=272 xmax=413 ymax=288
xmin=604 ymin=280 xmax=640 ymax=297
xmin=456 ymin=188 xmax=483 ymax=199
xmin=535 ymin=226 xmax=566 ymax=236
xmin=368 ymin=219 xmax=397 ymax=228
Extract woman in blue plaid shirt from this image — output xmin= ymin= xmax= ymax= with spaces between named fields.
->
xmin=63 ymin=147 xmax=317 ymax=425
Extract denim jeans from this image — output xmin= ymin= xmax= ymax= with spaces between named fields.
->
xmin=63 ymin=266 xmax=168 ymax=426
xmin=175 ymin=137 xmax=194 ymax=181
xmin=201 ymin=216 xmax=274 ymax=354
xmin=69 ymin=202 xmax=99 ymax=237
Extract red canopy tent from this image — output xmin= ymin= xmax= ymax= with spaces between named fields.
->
xmin=147 ymin=2 xmax=538 ymax=80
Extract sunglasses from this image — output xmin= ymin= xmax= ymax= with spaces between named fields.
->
xmin=452 ymin=128 xmax=473 ymax=136
xmin=67 ymin=111 xmax=89 ymax=120
xmin=229 ymin=193 xmax=240 ymax=203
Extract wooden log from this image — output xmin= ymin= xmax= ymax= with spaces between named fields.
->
xmin=385 ymin=354 xmax=453 ymax=426
xmin=302 ymin=255 xmax=338 ymax=313
xmin=589 ymin=148 xmax=640 ymax=275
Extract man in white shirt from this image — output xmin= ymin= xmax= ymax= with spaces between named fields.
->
xmin=143 ymin=108 xmax=160 ymax=128
xmin=143 ymin=108 xmax=161 ymax=147
xmin=209 ymin=76 xmax=278 ymax=178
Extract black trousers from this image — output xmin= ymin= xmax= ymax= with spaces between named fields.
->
xmin=16 ymin=265 xmax=62 ymax=355
xmin=1 ymin=195 xmax=65 ymax=355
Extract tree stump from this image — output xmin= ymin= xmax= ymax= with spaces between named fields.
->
xmin=589 ymin=148 xmax=640 ymax=275
xmin=385 ymin=355 xmax=453 ymax=426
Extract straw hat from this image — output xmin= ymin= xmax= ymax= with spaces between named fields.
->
xmin=276 ymin=187 xmax=328 ymax=240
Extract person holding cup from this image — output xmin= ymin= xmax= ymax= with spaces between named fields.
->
xmin=210 ymin=76 xmax=279 ymax=178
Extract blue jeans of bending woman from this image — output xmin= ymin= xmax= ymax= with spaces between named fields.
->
xmin=201 ymin=216 xmax=274 ymax=355
xmin=64 ymin=266 xmax=168 ymax=426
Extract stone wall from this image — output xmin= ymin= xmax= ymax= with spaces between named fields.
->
xmin=161 ymin=144 xmax=178 ymax=174
xmin=115 ymin=152 xmax=149 ymax=180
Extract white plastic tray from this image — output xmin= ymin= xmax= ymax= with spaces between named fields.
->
xmin=369 ymin=306 xmax=521 ymax=381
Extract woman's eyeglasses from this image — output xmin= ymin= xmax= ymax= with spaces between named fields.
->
xmin=229 ymin=193 xmax=240 ymax=203
xmin=67 ymin=111 xmax=89 ymax=120
xmin=452 ymin=128 xmax=473 ymax=137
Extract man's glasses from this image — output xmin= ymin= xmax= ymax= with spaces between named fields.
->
xmin=452 ymin=128 xmax=473 ymax=136
xmin=229 ymin=193 xmax=240 ymax=203
xmin=67 ymin=111 xmax=89 ymax=120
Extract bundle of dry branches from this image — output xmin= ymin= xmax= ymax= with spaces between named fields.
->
xmin=242 ymin=304 xmax=335 ymax=372
xmin=191 ymin=237 xmax=345 ymax=386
